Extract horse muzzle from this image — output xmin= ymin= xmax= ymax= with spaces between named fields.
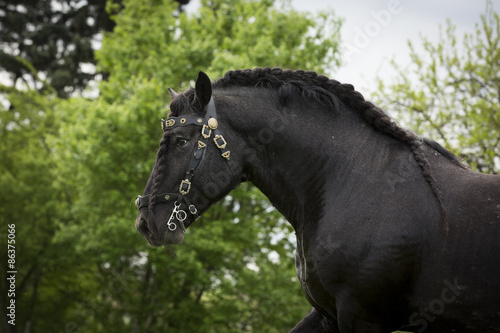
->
xmin=135 ymin=209 xmax=186 ymax=246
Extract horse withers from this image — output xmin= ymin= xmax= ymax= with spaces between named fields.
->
xmin=135 ymin=68 xmax=500 ymax=332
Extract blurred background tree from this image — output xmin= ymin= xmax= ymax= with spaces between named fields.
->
xmin=373 ymin=1 xmax=499 ymax=174
xmin=1 ymin=0 xmax=341 ymax=332
xmin=0 ymin=0 xmax=117 ymax=97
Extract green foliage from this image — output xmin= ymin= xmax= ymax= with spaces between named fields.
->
xmin=0 ymin=0 xmax=188 ymax=97
xmin=374 ymin=1 xmax=499 ymax=174
xmin=0 ymin=83 xmax=83 ymax=332
xmin=97 ymin=0 xmax=341 ymax=93
xmin=1 ymin=0 xmax=342 ymax=332
xmin=0 ymin=0 xmax=116 ymax=97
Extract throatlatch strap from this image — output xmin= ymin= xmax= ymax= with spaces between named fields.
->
xmin=205 ymin=99 xmax=240 ymax=188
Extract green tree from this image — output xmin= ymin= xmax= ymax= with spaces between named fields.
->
xmin=37 ymin=0 xmax=343 ymax=332
xmin=374 ymin=1 xmax=499 ymax=174
xmin=0 ymin=77 xmax=84 ymax=332
xmin=97 ymin=0 xmax=341 ymax=91
xmin=0 ymin=0 xmax=116 ymax=97
xmin=0 ymin=0 xmax=189 ymax=98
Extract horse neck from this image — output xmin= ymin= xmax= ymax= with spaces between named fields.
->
xmin=216 ymin=88 xmax=410 ymax=231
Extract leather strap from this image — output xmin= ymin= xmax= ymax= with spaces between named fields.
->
xmin=136 ymin=192 xmax=177 ymax=210
xmin=161 ymin=116 xmax=204 ymax=131
xmin=206 ymin=99 xmax=240 ymax=187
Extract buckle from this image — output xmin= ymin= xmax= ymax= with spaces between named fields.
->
xmin=201 ymin=125 xmax=212 ymax=139
xmin=179 ymin=179 xmax=191 ymax=195
xmin=213 ymin=135 xmax=227 ymax=149
xmin=189 ymin=205 xmax=198 ymax=215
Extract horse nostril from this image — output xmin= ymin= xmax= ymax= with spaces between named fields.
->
xmin=137 ymin=218 xmax=150 ymax=238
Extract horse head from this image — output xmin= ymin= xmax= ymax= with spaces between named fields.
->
xmin=135 ymin=71 xmax=242 ymax=246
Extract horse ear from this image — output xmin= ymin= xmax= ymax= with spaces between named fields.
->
xmin=194 ymin=71 xmax=212 ymax=112
xmin=168 ymin=87 xmax=178 ymax=100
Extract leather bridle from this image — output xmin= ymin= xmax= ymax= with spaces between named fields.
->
xmin=135 ymin=98 xmax=240 ymax=233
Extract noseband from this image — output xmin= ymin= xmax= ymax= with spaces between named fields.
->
xmin=135 ymin=98 xmax=240 ymax=233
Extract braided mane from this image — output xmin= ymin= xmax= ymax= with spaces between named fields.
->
xmin=214 ymin=68 xmax=456 ymax=162
xmin=214 ymin=67 xmax=465 ymax=231
xmin=146 ymin=133 xmax=171 ymax=235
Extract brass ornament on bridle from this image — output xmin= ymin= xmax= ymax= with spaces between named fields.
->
xmin=208 ymin=117 xmax=218 ymax=130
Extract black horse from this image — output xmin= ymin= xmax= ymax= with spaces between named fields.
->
xmin=135 ymin=68 xmax=500 ymax=332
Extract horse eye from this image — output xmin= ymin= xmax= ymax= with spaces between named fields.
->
xmin=176 ymin=138 xmax=188 ymax=147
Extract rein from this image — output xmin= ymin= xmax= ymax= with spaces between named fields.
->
xmin=135 ymin=98 xmax=239 ymax=233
